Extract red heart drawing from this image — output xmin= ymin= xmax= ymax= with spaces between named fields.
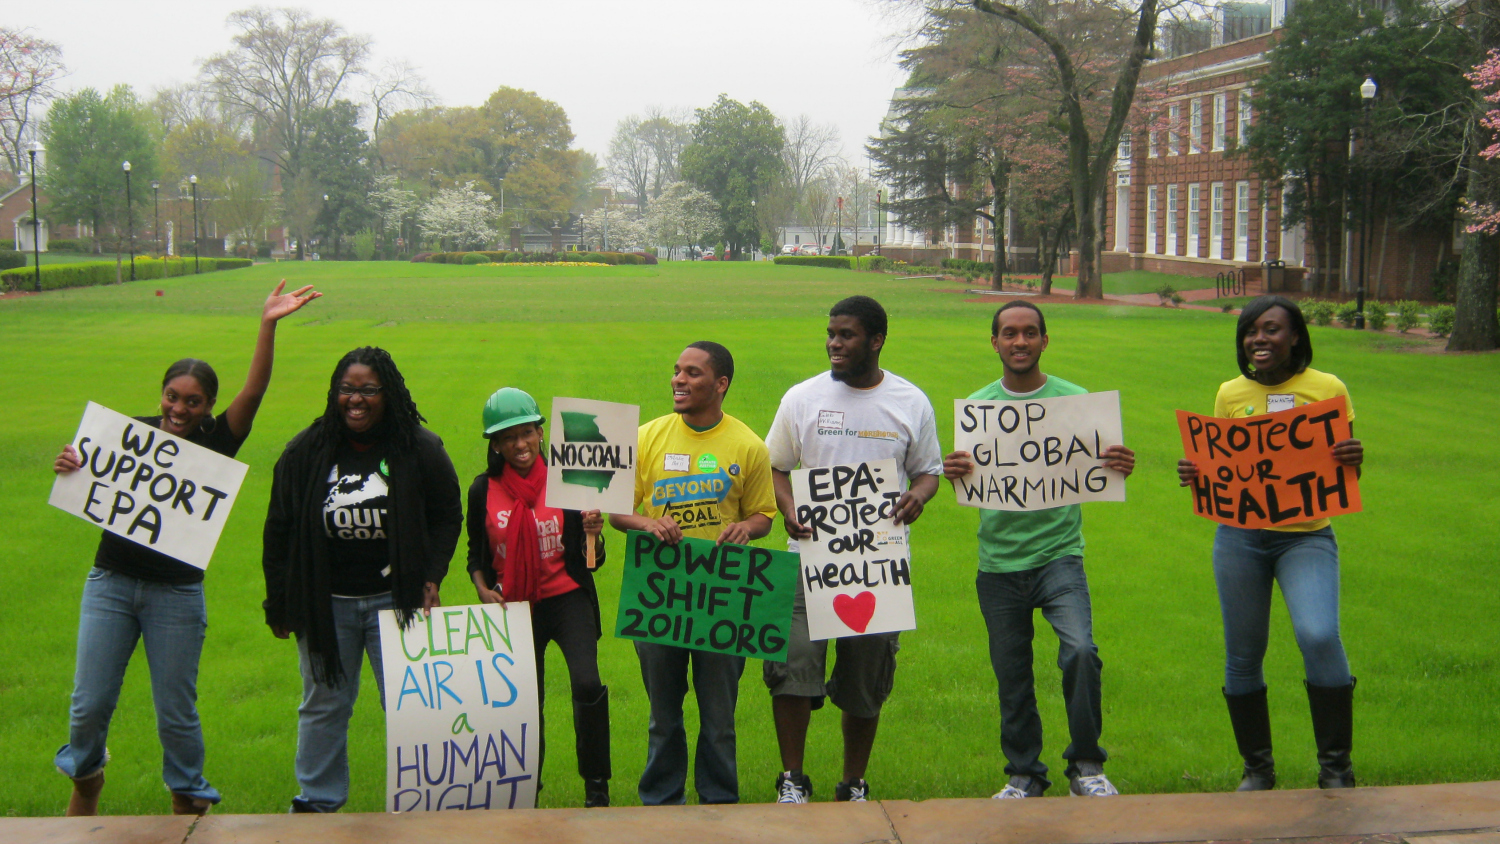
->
xmin=832 ymin=591 xmax=877 ymax=633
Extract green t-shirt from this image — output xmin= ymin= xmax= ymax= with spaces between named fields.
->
xmin=968 ymin=375 xmax=1088 ymax=573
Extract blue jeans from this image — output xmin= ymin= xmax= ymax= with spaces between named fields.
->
xmin=976 ymin=556 xmax=1105 ymax=788
xmin=634 ymin=642 xmax=744 ymax=805
xmin=54 ymin=567 xmax=220 ymax=803
xmin=293 ymin=593 xmax=391 ymax=812
xmin=1213 ymin=526 xmax=1351 ymax=695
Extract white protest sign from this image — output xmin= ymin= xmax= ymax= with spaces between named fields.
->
xmin=790 ymin=459 xmax=915 ymax=640
xmin=545 ymin=397 xmax=639 ymax=515
xmin=48 ymin=402 xmax=248 ymax=569
xmin=380 ymin=601 xmax=540 ymax=812
xmin=952 ymin=390 xmax=1126 ymax=511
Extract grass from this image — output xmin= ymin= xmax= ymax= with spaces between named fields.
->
xmin=2 ymin=260 xmax=1497 ymax=816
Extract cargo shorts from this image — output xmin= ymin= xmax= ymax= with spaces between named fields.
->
xmin=762 ymin=582 xmax=900 ymax=719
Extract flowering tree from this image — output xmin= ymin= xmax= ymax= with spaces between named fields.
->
xmin=417 ymin=181 xmax=496 ymax=250
xmin=1452 ymin=39 xmax=1500 ymax=351
xmin=0 ymin=27 xmax=65 ymax=178
xmin=368 ymin=174 xmax=417 ymax=252
xmin=581 ymin=206 xmax=646 ymax=251
xmin=647 ymin=181 xmax=719 ymax=258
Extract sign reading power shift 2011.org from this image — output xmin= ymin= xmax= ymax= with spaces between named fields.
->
xmin=1177 ymin=395 xmax=1361 ymax=528
xmin=616 ymin=531 xmax=798 ymax=661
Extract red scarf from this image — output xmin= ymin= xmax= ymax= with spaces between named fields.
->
xmin=493 ymin=458 xmax=548 ymax=603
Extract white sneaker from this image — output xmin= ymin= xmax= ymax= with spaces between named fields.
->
xmin=992 ymin=783 xmax=1031 ymax=799
xmin=1068 ymin=773 xmax=1119 ymax=796
xmin=776 ymin=770 xmax=811 ymax=803
xmin=991 ymin=776 xmax=1045 ymax=799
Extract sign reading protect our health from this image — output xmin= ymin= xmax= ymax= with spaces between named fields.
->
xmin=48 ymin=402 xmax=249 ymax=569
xmin=790 ymin=459 xmax=915 ymax=640
xmin=616 ymin=531 xmax=798 ymax=661
xmin=1177 ymin=395 xmax=1361 ymax=528
xmin=379 ymin=602 xmax=540 ymax=812
xmin=545 ymin=397 xmax=639 ymax=515
xmin=952 ymin=391 xmax=1126 ymax=511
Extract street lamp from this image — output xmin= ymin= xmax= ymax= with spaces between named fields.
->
xmin=1355 ymin=76 xmax=1377 ymax=329
xmin=123 ymin=161 xmax=135 ymax=280
xmin=151 ymin=180 xmax=160 ymax=256
xmin=28 ymin=140 xmax=43 ymax=292
xmin=750 ymin=199 xmax=756 ymax=259
xmin=190 ymin=174 xmax=200 ymax=274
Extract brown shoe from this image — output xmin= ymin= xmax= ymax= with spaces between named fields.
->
xmin=66 ymin=771 xmax=105 ymax=817
xmin=171 ymin=792 xmax=212 ymax=816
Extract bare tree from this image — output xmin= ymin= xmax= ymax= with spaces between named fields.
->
xmin=800 ymin=178 xmax=837 ymax=249
xmin=608 ymin=115 xmax=655 ymax=211
xmin=201 ymin=7 xmax=370 ymax=183
xmin=641 ymin=106 xmax=691 ymax=198
xmin=0 ymin=27 xmax=65 ymax=177
xmin=366 ymin=59 xmax=434 ymax=173
xmin=782 ymin=113 xmax=841 ymax=205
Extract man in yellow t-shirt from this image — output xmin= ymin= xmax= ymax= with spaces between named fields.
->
xmin=609 ymin=341 xmax=776 ymax=805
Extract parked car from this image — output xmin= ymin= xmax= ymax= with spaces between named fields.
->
xmin=798 ymin=244 xmax=824 ymax=256
xmin=780 ymin=244 xmax=799 ymax=255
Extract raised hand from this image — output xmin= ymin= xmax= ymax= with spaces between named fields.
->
xmin=262 ymin=279 xmax=321 ymax=323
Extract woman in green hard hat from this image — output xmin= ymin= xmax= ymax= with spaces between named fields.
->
xmin=466 ymin=387 xmax=611 ymax=807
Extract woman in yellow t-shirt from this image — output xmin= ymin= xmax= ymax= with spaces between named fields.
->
xmin=1177 ymin=296 xmax=1364 ymax=793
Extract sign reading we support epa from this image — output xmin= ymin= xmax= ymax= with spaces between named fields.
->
xmin=49 ymin=402 xmax=248 ymax=569
xmin=1177 ymin=395 xmax=1361 ymax=529
xmin=545 ymin=397 xmax=638 ymax=515
xmin=379 ymin=602 xmax=541 ymax=812
xmin=790 ymin=459 xmax=915 ymax=640
xmin=952 ymin=391 xmax=1126 ymax=511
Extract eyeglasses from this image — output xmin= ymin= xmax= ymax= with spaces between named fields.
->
xmin=337 ymin=384 xmax=384 ymax=397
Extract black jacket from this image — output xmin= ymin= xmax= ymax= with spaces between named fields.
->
xmin=465 ymin=471 xmax=607 ymax=638
xmin=263 ymin=424 xmax=462 ymax=685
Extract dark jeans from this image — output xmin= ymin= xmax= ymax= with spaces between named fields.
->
xmin=532 ymin=589 xmax=607 ymax=784
xmin=976 ymin=556 xmax=1105 ymax=788
xmin=634 ymin=642 xmax=744 ymax=805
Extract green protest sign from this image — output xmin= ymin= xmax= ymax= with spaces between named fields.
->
xmin=615 ymin=530 xmax=798 ymax=662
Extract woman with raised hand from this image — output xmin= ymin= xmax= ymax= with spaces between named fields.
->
xmin=467 ymin=388 xmax=611 ymax=807
xmin=262 ymin=346 xmax=462 ymax=814
xmin=52 ymin=280 xmax=321 ymax=817
xmin=1178 ymin=295 xmax=1364 ymax=793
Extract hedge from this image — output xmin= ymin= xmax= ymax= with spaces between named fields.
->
xmin=0 ymin=249 xmax=25 ymax=271
xmin=417 ymin=250 xmax=651 ymax=266
xmin=1 ymin=257 xmax=253 ymax=292
xmin=773 ymin=255 xmax=852 ymax=269
xmin=942 ymin=257 xmax=997 ymax=275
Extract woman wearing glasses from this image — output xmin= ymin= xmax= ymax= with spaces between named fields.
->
xmin=262 ymin=346 xmax=462 ymax=813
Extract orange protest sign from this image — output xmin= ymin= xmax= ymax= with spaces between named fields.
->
xmin=1177 ymin=395 xmax=1361 ymax=528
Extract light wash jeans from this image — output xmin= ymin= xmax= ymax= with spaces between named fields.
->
xmin=634 ymin=641 xmax=744 ymax=805
xmin=292 ymin=593 xmax=391 ymax=812
xmin=1213 ymin=525 xmax=1351 ymax=695
xmin=54 ymin=567 xmax=220 ymax=803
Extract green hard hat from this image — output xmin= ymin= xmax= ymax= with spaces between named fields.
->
xmin=482 ymin=387 xmax=543 ymax=437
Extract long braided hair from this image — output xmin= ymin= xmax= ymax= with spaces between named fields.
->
xmin=313 ymin=347 xmax=427 ymax=451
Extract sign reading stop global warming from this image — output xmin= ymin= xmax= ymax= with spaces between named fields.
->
xmin=1177 ymin=395 xmax=1361 ymax=528
xmin=545 ymin=397 xmax=639 ymax=515
xmin=952 ymin=391 xmax=1126 ymax=511
xmin=379 ymin=602 xmax=541 ymax=813
xmin=790 ymin=459 xmax=914 ymax=640
xmin=616 ymin=531 xmax=797 ymax=661
xmin=48 ymin=402 xmax=248 ymax=569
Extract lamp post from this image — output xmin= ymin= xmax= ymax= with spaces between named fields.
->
xmin=123 ymin=161 xmax=135 ymax=280
xmin=836 ymin=196 xmax=844 ymax=256
xmin=1354 ymin=76 xmax=1376 ymax=329
xmin=749 ymin=198 xmax=756 ymax=259
xmin=190 ymin=174 xmax=200 ymax=274
xmin=151 ymin=180 xmax=160 ymax=256
xmin=28 ymin=140 xmax=43 ymax=292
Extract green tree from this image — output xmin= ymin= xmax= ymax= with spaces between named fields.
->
xmin=303 ymin=100 xmax=375 ymax=259
xmin=43 ymin=85 xmax=158 ymax=253
xmin=1450 ymin=0 xmax=1500 ymax=351
xmin=680 ymin=95 xmax=786 ymax=258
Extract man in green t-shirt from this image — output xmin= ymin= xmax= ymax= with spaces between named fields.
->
xmin=942 ymin=301 xmax=1135 ymax=799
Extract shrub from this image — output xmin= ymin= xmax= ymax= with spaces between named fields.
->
xmin=1221 ymin=302 xmax=1235 ymax=313
xmin=1363 ymin=301 xmax=1389 ymax=331
xmin=1171 ymin=293 xmax=1185 ymax=307
xmin=0 ymin=249 xmax=25 ymax=271
xmin=1155 ymin=283 xmax=1177 ymax=305
xmin=410 ymin=252 xmax=433 ymax=263
xmin=353 ymin=228 xmax=377 ymax=261
xmin=0 ymin=256 xmax=250 ymax=292
xmin=460 ymin=252 xmax=490 ymax=265
xmin=861 ymin=255 xmax=893 ymax=272
xmin=1393 ymin=300 xmax=1422 ymax=333
xmin=45 ymin=238 xmax=89 ymax=253
xmin=1335 ymin=301 xmax=1361 ymax=327
xmin=503 ymin=251 xmax=527 ymax=263
xmin=632 ymin=251 xmax=658 ymax=265
xmin=772 ymin=255 xmax=852 ymax=269
xmin=1303 ymin=300 xmax=1336 ymax=326
xmin=1428 ymin=304 xmax=1456 ymax=336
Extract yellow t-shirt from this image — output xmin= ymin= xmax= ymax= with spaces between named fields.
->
xmin=633 ymin=412 xmax=778 ymax=542
xmin=1213 ymin=368 xmax=1354 ymax=532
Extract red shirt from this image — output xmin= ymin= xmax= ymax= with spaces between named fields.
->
xmin=483 ymin=476 xmax=579 ymax=600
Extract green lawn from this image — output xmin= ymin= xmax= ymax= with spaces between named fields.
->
xmin=2 ymin=260 xmax=1496 ymax=816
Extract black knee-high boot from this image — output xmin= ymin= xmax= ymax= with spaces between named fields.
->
xmin=1223 ymin=686 xmax=1275 ymax=791
xmin=574 ymin=685 xmax=611 ymax=807
xmin=1305 ymin=677 xmax=1355 ymax=789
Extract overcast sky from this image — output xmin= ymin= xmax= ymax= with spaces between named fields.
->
xmin=18 ymin=0 xmax=922 ymax=169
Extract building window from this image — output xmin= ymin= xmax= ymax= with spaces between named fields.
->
xmin=1188 ymin=184 xmax=1201 ymax=256
xmin=1146 ymin=186 xmax=1158 ymax=254
xmin=1211 ymin=182 xmax=1225 ymax=258
xmin=1118 ymin=132 xmax=1132 ymax=161
xmin=1235 ymin=181 xmax=1250 ymax=261
xmin=1213 ymin=93 xmax=1226 ymax=151
xmin=1168 ymin=103 xmax=1181 ymax=155
xmin=1190 ymin=99 xmax=1203 ymax=154
xmin=1166 ymin=184 xmax=1179 ymax=255
xmin=1238 ymin=89 xmax=1253 ymax=146
xmin=1148 ymin=129 xmax=1158 ymax=158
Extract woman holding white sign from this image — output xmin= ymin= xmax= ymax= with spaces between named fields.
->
xmin=466 ymin=388 xmax=611 ymax=807
xmin=51 ymin=281 xmax=321 ymax=816
xmin=1177 ymin=296 xmax=1364 ymax=792
xmin=262 ymin=346 xmax=462 ymax=813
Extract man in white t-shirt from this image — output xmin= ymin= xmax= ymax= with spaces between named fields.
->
xmin=762 ymin=295 xmax=942 ymax=804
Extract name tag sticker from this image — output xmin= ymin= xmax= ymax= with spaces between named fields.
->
xmin=664 ymin=453 xmax=690 ymax=473
xmin=1266 ymin=394 xmax=1295 ymax=413
xmin=817 ymin=410 xmax=845 ymax=432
